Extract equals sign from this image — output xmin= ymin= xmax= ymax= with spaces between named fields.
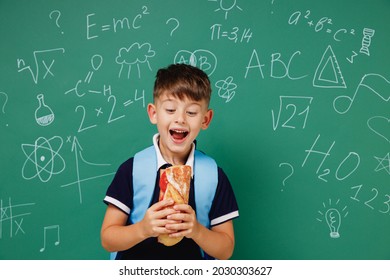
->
xmin=123 ymin=99 xmax=133 ymax=107
xmin=221 ymin=31 xmax=228 ymax=37
xmin=102 ymin=25 xmax=111 ymax=31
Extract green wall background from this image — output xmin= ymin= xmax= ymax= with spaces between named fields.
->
xmin=0 ymin=0 xmax=389 ymax=259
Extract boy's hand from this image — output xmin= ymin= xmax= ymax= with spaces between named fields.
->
xmin=140 ymin=199 xmax=179 ymax=238
xmin=165 ymin=204 xmax=200 ymax=240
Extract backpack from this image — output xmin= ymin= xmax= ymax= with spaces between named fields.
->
xmin=110 ymin=145 xmax=218 ymax=259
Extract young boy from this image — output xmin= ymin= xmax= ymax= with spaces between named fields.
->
xmin=101 ymin=64 xmax=239 ymax=260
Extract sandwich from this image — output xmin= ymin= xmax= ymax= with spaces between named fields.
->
xmin=158 ymin=165 xmax=191 ymax=246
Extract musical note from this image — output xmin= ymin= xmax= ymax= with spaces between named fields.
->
xmin=333 ymin=73 xmax=390 ymax=114
xmin=39 ymin=225 xmax=60 ymax=252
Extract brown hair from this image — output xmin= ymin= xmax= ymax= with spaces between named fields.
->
xmin=153 ymin=64 xmax=211 ymax=105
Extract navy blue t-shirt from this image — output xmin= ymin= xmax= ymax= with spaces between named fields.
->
xmin=104 ymin=157 xmax=239 ymax=260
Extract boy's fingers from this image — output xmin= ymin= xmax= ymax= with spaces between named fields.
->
xmin=173 ymin=204 xmax=192 ymax=212
xmin=150 ymin=199 xmax=174 ymax=211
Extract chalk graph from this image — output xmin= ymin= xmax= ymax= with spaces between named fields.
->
xmin=60 ymin=137 xmax=114 ymax=204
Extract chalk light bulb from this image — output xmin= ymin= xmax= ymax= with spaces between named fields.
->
xmin=325 ymin=208 xmax=341 ymax=238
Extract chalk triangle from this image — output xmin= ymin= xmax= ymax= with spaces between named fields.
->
xmin=313 ymin=45 xmax=347 ymax=88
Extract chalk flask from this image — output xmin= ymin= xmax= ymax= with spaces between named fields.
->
xmin=35 ymin=94 xmax=55 ymax=126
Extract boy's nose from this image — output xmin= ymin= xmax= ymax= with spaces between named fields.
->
xmin=175 ymin=111 xmax=186 ymax=124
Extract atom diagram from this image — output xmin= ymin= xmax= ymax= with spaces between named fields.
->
xmin=21 ymin=136 xmax=66 ymax=183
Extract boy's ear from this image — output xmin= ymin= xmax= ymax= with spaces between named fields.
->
xmin=201 ymin=109 xmax=213 ymax=130
xmin=147 ymin=103 xmax=157 ymax=124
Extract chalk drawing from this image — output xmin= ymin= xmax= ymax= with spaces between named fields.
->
xmin=166 ymin=18 xmax=179 ymax=37
xmin=215 ymin=76 xmax=237 ymax=102
xmin=360 ymin=28 xmax=375 ymax=56
xmin=116 ymin=42 xmax=155 ymax=79
xmin=316 ymin=199 xmax=348 ymax=239
xmin=49 ymin=10 xmax=64 ymax=34
xmin=21 ymin=136 xmax=66 ymax=183
xmin=346 ymin=51 xmax=358 ymax=64
xmin=367 ymin=116 xmax=390 ymax=143
xmin=0 ymin=197 xmax=35 ymax=239
xmin=374 ymin=153 xmax=390 ymax=175
xmin=35 ymin=94 xmax=55 ymax=126
xmin=39 ymin=225 xmax=60 ymax=252
xmin=278 ymin=162 xmax=294 ymax=191
xmin=0 ymin=91 xmax=8 ymax=114
xmin=209 ymin=0 xmax=243 ymax=20
xmin=174 ymin=49 xmax=217 ymax=76
xmin=313 ymin=45 xmax=346 ymax=88
xmin=333 ymin=73 xmax=390 ymax=114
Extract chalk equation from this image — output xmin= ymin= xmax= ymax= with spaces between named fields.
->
xmin=272 ymin=96 xmax=313 ymax=130
xmin=288 ymin=9 xmax=355 ymax=41
xmin=86 ymin=6 xmax=150 ymax=40
xmin=302 ymin=134 xmax=360 ymax=182
xmin=279 ymin=134 xmax=362 ymax=186
xmin=210 ymin=24 xmax=253 ymax=43
xmin=65 ymin=54 xmax=103 ymax=97
xmin=17 ymin=48 xmax=65 ymax=84
xmin=70 ymin=86 xmax=145 ymax=133
xmin=287 ymin=9 xmax=378 ymax=64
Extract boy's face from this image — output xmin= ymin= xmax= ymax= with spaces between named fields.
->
xmin=147 ymin=92 xmax=213 ymax=164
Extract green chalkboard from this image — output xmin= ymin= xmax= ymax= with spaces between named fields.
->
xmin=1 ymin=0 xmax=389 ymax=260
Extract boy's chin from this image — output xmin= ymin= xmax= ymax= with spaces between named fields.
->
xmin=168 ymin=139 xmax=192 ymax=153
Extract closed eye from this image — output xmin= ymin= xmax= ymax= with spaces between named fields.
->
xmin=186 ymin=111 xmax=198 ymax=116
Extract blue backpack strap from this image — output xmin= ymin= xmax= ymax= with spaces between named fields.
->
xmin=110 ymin=146 xmax=157 ymax=260
xmin=130 ymin=146 xmax=157 ymax=224
xmin=193 ymin=150 xmax=218 ymax=260
xmin=193 ymin=150 xmax=218 ymax=229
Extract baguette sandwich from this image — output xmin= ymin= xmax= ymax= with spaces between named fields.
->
xmin=158 ymin=165 xmax=191 ymax=246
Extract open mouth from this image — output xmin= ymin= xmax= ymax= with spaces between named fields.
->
xmin=169 ymin=129 xmax=189 ymax=142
